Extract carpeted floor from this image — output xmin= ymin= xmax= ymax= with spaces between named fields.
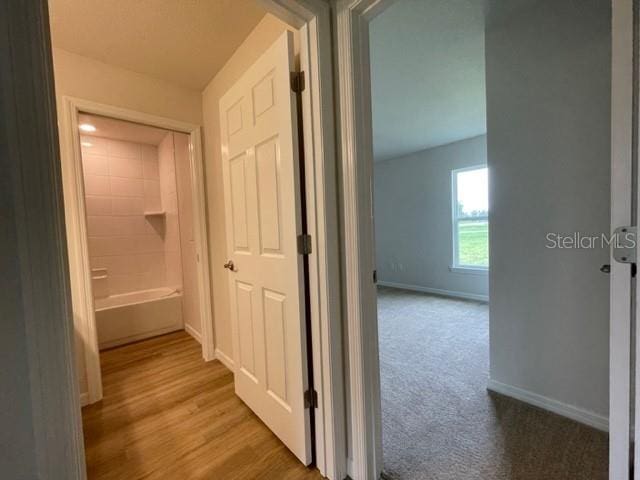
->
xmin=378 ymin=286 xmax=608 ymax=480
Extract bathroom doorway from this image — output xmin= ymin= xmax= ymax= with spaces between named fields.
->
xmin=81 ymin=114 xmax=198 ymax=344
xmin=60 ymin=99 xmax=214 ymax=406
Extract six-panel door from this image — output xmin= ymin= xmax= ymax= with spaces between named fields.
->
xmin=219 ymin=31 xmax=312 ymax=465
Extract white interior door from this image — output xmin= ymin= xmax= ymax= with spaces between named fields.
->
xmin=219 ymin=31 xmax=312 ymax=465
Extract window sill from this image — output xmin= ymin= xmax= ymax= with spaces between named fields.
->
xmin=449 ymin=266 xmax=489 ymax=275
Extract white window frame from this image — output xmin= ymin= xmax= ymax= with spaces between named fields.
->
xmin=450 ymin=165 xmax=489 ymax=274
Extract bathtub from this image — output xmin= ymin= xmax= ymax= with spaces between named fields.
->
xmin=95 ymin=287 xmax=183 ymax=349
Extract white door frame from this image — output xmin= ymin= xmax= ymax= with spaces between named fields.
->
xmin=613 ymin=1 xmax=636 ymax=478
xmin=334 ymin=1 xmax=396 ymax=478
xmin=334 ymin=0 xmax=635 ymax=479
xmin=59 ymin=97 xmax=216 ymax=405
xmin=260 ymin=2 xmax=347 ymax=478
xmin=7 ymin=1 xmax=346 ymax=480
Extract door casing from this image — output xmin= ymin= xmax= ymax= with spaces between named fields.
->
xmin=611 ymin=1 xmax=635 ymax=478
xmin=59 ymin=96 xmax=215 ymax=405
xmin=333 ymin=0 xmax=636 ymax=478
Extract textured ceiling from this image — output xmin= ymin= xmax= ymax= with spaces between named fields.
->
xmin=370 ymin=0 xmax=487 ymax=162
xmin=48 ymin=0 xmax=267 ymax=90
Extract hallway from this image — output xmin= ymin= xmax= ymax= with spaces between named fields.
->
xmin=81 ymin=332 xmax=321 ymax=479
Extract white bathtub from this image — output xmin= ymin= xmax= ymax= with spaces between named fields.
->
xmin=95 ymin=287 xmax=183 ymax=349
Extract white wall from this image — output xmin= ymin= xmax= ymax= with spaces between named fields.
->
xmin=485 ymin=0 xmax=611 ymax=418
xmin=53 ymin=48 xmax=203 ymax=125
xmin=374 ymin=135 xmax=488 ymax=299
xmin=201 ymin=14 xmax=298 ymax=363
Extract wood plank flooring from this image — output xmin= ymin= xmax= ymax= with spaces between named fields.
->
xmin=82 ymin=331 xmax=323 ymax=480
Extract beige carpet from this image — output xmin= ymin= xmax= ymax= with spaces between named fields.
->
xmin=378 ymin=286 xmax=608 ymax=480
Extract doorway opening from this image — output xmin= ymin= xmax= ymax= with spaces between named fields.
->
xmin=366 ymin=0 xmax=611 ymax=478
xmin=78 ymin=115 xmax=200 ymax=352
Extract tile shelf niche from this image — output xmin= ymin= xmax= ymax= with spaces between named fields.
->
xmin=144 ymin=211 xmax=166 ymax=217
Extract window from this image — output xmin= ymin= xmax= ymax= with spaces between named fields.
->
xmin=451 ymin=166 xmax=489 ymax=271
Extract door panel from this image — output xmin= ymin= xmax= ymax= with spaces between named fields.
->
xmin=219 ymin=31 xmax=311 ymax=465
xmin=236 ymin=281 xmax=256 ymax=376
xmin=264 ymin=288 xmax=289 ymax=404
xmin=256 ymin=138 xmax=283 ymax=254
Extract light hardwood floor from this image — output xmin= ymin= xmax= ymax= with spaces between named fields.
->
xmin=82 ymin=331 xmax=323 ymax=479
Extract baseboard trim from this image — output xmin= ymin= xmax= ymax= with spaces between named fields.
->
xmin=184 ymin=324 xmax=202 ymax=344
xmin=79 ymin=392 xmax=90 ymax=407
xmin=378 ymin=280 xmax=489 ymax=302
xmin=215 ymin=348 xmax=235 ymax=371
xmin=487 ymin=378 xmax=608 ymax=432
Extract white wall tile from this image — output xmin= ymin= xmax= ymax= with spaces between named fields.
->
xmin=144 ymin=179 xmax=161 ymax=198
xmin=109 ymin=216 xmax=138 ymax=236
xmin=144 ymin=195 xmax=162 ymax=213
xmin=142 ymin=271 xmax=166 ymax=290
xmin=90 ymin=256 xmax=109 ymax=269
xmin=143 ymin=158 xmax=160 ymax=180
xmin=91 ymin=276 xmax=109 ymax=299
xmin=109 ymin=236 xmax=137 ymax=255
xmin=134 ymin=234 xmax=165 ymax=254
xmin=142 ymin=144 xmax=158 ymax=160
xmin=82 ymin=154 xmax=108 ymax=176
xmin=137 ymin=253 xmax=165 ymax=273
xmin=109 ymin=273 xmax=145 ymax=295
xmin=111 ymin=197 xmax=144 ymax=215
xmin=83 ymin=134 xmax=185 ymax=298
xmin=108 ymin=156 xmax=143 ymax=178
xmin=81 ymin=136 xmax=108 ymax=156
xmin=88 ymin=237 xmax=113 ymax=257
xmin=165 ymin=251 xmax=183 ymax=287
xmin=86 ymin=215 xmax=113 ymax=237
xmin=85 ymin=195 xmax=112 ymax=216
xmin=110 ymin=177 xmax=144 ymax=197
xmin=84 ymin=174 xmax=110 ymax=196
xmin=107 ymin=139 xmax=141 ymax=159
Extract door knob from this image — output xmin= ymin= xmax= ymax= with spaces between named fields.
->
xmin=223 ymin=260 xmax=235 ymax=271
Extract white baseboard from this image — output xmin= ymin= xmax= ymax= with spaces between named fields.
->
xmin=184 ymin=324 xmax=202 ymax=344
xmin=79 ymin=392 xmax=90 ymax=407
xmin=215 ymin=348 xmax=235 ymax=371
xmin=487 ymin=378 xmax=608 ymax=432
xmin=378 ymin=280 xmax=489 ymax=302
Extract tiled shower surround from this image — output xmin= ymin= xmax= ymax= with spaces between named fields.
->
xmin=81 ymin=134 xmax=183 ymax=297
